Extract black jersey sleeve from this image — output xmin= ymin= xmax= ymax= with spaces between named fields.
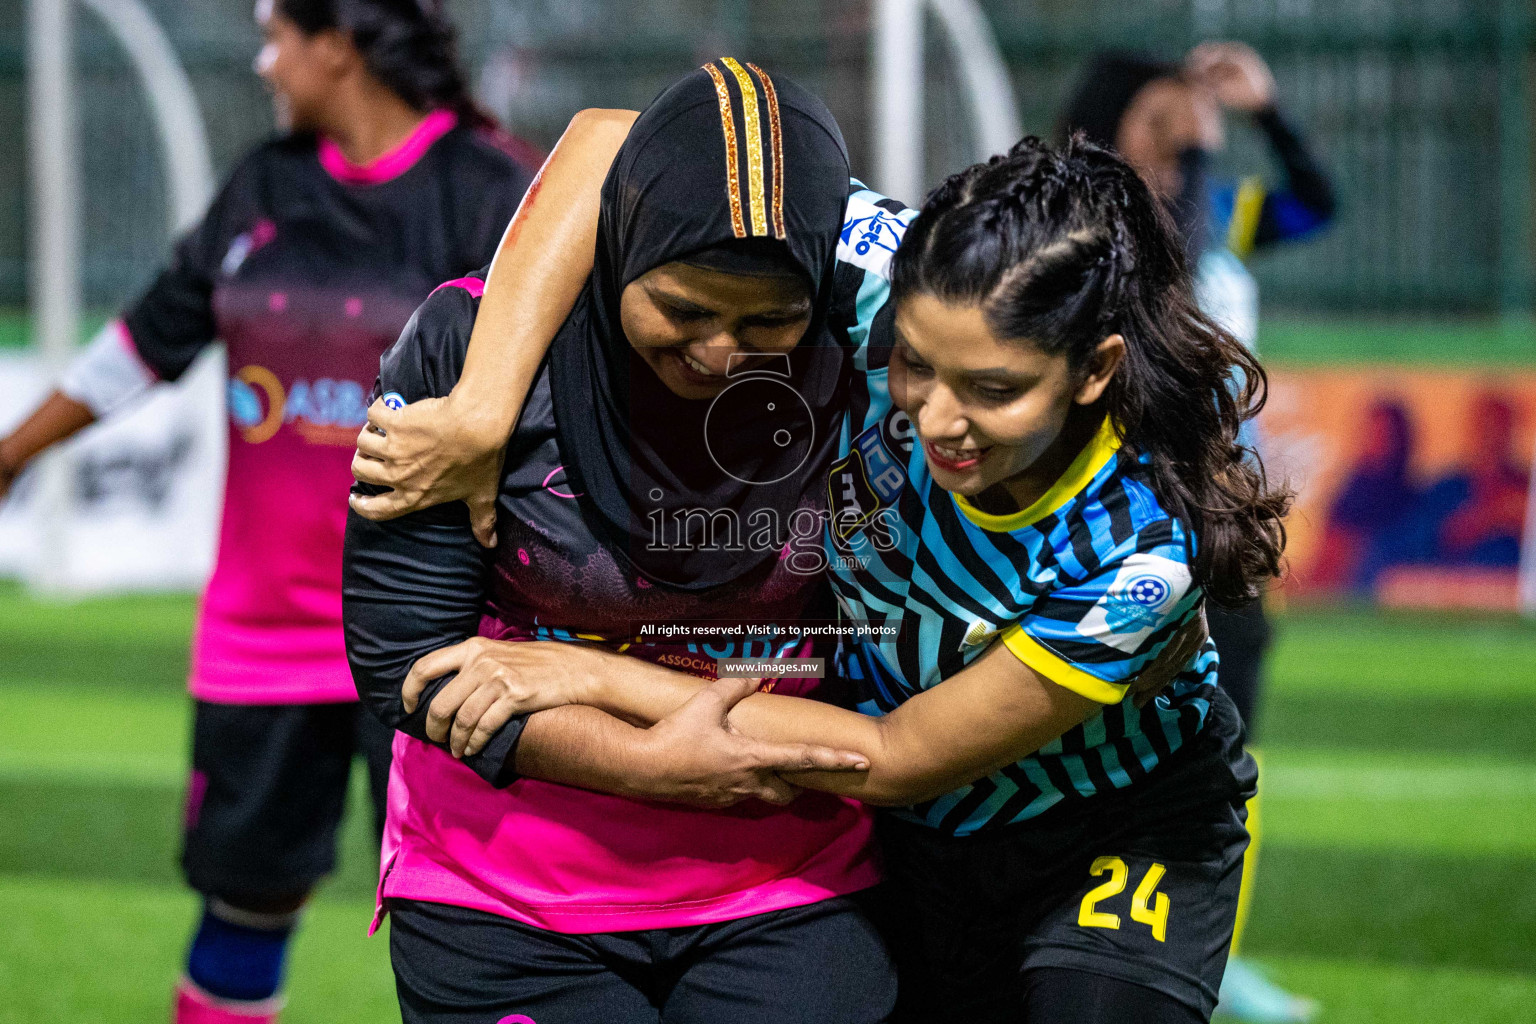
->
xmin=342 ymin=279 xmax=527 ymax=787
xmin=119 ymin=163 xmax=249 ymax=381
xmin=1250 ymin=105 xmax=1337 ymax=250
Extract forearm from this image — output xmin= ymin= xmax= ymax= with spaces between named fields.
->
xmin=453 ymin=109 xmax=637 ymax=444
xmin=777 ymin=689 xmax=1087 ymax=806
xmin=512 ymin=705 xmax=663 ymax=799
xmin=581 ymin=644 xmax=1098 ymax=807
xmin=576 ymin=651 xmax=935 ymax=805
xmin=512 ymin=668 xmax=871 ymax=808
xmin=0 ymin=392 xmax=95 ymax=477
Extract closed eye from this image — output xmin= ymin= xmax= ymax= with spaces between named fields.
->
xmin=659 ymin=302 xmax=714 ymax=325
xmin=971 ymin=382 xmax=1022 ymax=403
xmin=898 ymin=343 xmax=934 ymax=377
xmin=744 ymin=311 xmax=810 ymax=328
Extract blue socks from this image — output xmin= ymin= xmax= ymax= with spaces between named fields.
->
xmin=185 ymin=898 xmax=299 ymax=1003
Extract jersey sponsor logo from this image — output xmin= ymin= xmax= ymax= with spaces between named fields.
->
xmin=227 ymin=366 xmax=285 ymax=444
xmin=837 ymin=194 xmax=909 ymax=276
xmin=380 ymin=391 xmax=406 ymax=411
xmin=828 ymin=415 xmax=907 ymax=542
xmin=227 ymin=364 xmax=369 ymax=445
xmin=1076 ymin=552 xmax=1193 ymax=652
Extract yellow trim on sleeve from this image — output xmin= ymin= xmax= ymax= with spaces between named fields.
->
xmin=953 ymin=416 xmax=1121 ymax=533
xmin=1227 ymin=176 xmax=1266 ymax=260
xmin=1002 ymin=624 xmax=1130 ymax=705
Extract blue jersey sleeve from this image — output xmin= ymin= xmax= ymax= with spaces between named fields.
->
xmin=1001 ymin=523 xmax=1201 ymax=704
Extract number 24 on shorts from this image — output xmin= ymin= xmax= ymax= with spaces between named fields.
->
xmin=1077 ymin=856 xmax=1171 ymax=942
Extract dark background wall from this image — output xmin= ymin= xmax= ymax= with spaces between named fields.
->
xmin=0 ymin=0 xmax=1529 ymax=315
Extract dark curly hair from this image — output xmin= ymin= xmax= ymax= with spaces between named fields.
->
xmin=890 ymin=134 xmax=1291 ymax=606
xmin=278 ymin=0 xmax=494 ymax=129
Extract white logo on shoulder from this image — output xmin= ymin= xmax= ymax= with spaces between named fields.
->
xmin=838 ymin=193 xmax=910 ymax=278
xmin=1076 ymin=553 xmax=1192 ymax=653
xmin=960 ymin=618 xmax=998 ymax=651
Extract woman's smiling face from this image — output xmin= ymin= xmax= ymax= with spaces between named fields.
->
xmin=619 ymin=262 xmax=813 ymax=401
xmin=890 ymin=292 xmax=1123 ymax=504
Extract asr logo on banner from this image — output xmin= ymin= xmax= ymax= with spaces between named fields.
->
xmin=227 ymin=365 xmax=369 ymax=445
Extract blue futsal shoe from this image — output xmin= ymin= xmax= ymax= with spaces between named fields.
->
xmin=1215 ymin=958 xmax=1319 ymax=1022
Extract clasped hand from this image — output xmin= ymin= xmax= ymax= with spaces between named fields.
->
xmin=402 ymin=638 xmax=868 ymax=807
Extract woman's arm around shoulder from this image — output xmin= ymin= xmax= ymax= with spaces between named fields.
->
xmin=350 ymin=109 xmax=638 ymax=544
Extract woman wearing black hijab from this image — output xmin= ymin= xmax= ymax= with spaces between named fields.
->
xmin=343 ymin=64 xmax=894 ymax=1024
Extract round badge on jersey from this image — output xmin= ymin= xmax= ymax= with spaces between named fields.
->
xmin=381 ymin=391 xmax=406 ymax=411
xmin=1125 ymin=575 xmax=1171 ymax=607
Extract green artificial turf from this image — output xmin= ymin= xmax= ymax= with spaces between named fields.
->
xmin=0 ymin=586 xmax=1532 ymax=1021
xmin=1258 ymin=317 xmax=1536 ymax=367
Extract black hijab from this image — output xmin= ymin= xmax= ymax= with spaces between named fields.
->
xmin=549 ymin=62 xmax=851 ymax=590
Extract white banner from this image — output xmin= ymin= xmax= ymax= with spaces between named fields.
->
xmin=0 ymin=347 xmax=225 ymax=592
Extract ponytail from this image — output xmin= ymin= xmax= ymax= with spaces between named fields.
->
xmin=890 ymin=135 xmax=1292 ymax=606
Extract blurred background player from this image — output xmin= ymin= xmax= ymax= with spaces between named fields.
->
xmin=1061 ymin=40 xmax=1336 ymax=1023
xmin=0 ymin=0 xmax=535 ymax=1021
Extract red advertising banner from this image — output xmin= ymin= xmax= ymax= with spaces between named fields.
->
xmin=1262 ymin=368 xmax=1536 ymax=611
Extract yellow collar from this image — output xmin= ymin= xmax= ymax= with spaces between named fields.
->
xmin=952 ymin=416 xmax=1122 ymax=533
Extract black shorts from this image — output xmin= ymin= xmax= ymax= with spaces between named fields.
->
xmin=872 ymin=702 xmax=1256 ymax=1023
xmin=181 ymin=700 xmax=394 ymax=901
xmin=388 ymin=895 xmax=896 ymax=1024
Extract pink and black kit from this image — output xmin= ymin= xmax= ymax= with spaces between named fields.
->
xmin=97 ymin=111 xmax=533 ymax=899
xmin=343 ymin=67 xmax=894 ymax=1023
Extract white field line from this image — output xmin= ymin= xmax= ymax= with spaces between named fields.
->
xmin=1263 ymin=762 xmax=1536 ymax=800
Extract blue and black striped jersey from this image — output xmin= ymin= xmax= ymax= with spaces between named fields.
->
xmin=824 ymin=184 xmax=1225 ymax=837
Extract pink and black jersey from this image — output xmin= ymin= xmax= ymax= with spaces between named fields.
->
xmin=343 ymin=276 xmax=878 ymax=933
xmin=343 ymin=66 xmax=876 ymax=936
xmin=119 ymin=110 xmax=535 ymax=704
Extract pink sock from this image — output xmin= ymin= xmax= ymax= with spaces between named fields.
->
xmin=173 ymin=977 xmax=283 ymax=1024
